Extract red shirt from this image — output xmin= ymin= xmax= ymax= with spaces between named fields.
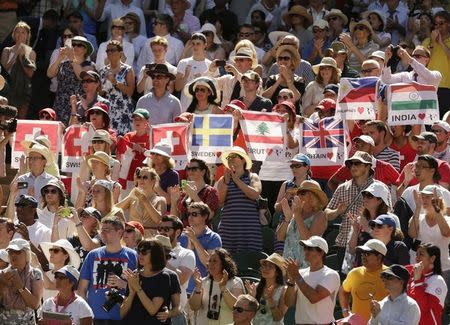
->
xmin=390 ymin=141 xmax=416 ymax=171
xmin=397 ymin=159 xmax=450 ymax=186
xmin=117 ymin=131 xmax=150 ymax=181
xmin=330 ymin=159 xmax=400 ymax=186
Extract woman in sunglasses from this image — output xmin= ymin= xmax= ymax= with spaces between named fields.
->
xmin=48 ymin=35 xmax=95 ymax=126
xmin=189 ymin=248 xmax=245 ymax=324
xmin=99 ymin=39 xmax=135 ymax=135
xmin=39 ymin=239 xmax=80 ymax=300
xmin=40 ymin=265 xmax=93 ymax=325
xmin=116 ymin=167 xmax=167 ymax=238
xmin=244 ymin=253 xmax=288 ymax=324
xmin=184 ymin=77 xmax=222 ymax=115
xmin=121 ymin=238 xmax=178 ymax=324
xmin=407 ymin=243 xmax=448 ymax=325
xmin=170 ymin=158 xmax=219 ymax=226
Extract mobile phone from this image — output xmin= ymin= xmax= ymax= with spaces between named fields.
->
xmin=17 ymin=182 xmax=28 ymax=189
xmin=64 ymin=38 xmax=72 ymax=48
xmin=60 ymin=207 xmax=72 ymax=218
xmin=216 ymin=60 xmax=226 ymax=67
xmin=181 ymin=179 xmax=187 ymax=189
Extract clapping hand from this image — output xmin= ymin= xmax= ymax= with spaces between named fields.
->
xmin=285 ymin=258 xmax=300 ymax=282
xmin=123 ymin=269 xmax=140 ymax=292
xmin=218 ymin=270 xmax=229 ymax=291
xmin=432 ymin=189 xmax=444 ymax=214
xmin=244 ymin=280 xmax=256 ymax=297
xmin=413 ymin=190 xmax=422 ymax=211
xmin=371 ymin=299 xmax=381 ymax=317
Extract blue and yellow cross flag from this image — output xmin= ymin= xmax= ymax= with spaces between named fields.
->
xmin=192 ymin=115 xmax=233 ymax=147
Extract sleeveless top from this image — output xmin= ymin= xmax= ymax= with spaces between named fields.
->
xmin=252 ymin=286 xmax=284 ymax=325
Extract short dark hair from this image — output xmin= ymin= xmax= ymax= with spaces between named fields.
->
xmin=434 ymin=10 xmax=450 ymax=23
xmin=101 ymin=215 xmax=125 ymax=230
xmin=366 ymin=120 xmax=388 ymax=135
xmin=66 ymin=10 xmax=83 ymax=21
xmin=418 ymin=243 xmax=442 ymax=275
xmin=187 ymin=158 xmax=211 ymax=184
xmin=155 ymin=14 xmax=174 ymax=33
xmin=191 ymin=32 xmax=207 ymax=43
xmin=137 ymin=239 xmax=166 ymax=271
xmin=240 ymin=23 xmax=254 ymax=31
xmin=43 ymin=9 xmax=59 ymax=22
xmin=188 ymin=202 xmax=211 ymax=218
xmin=161 ymin=215 xmax=184 ymax=236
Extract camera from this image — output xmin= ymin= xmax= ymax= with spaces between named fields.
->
xmin=0 ymin=118 xmax=17 ymax=133
xmin=207 ymin=310 xmax=220 ymax=320
xmin=102 ymin=288 xmax=125 ymax=312
xmin=0 ymin=105 xmax=18 ymax=133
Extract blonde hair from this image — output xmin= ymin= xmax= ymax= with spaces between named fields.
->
xmin=12 ymin=21 xmax=31 ymax=45
xmin=276 ymin=45 xmax=300 ymax=71
xmin=111 ymin=18 xmax=124 ymax=28
xmin=233 ymin=40 xmax=258 ymax=69
xmin=151 ymin=36 xmax=169 ymax=49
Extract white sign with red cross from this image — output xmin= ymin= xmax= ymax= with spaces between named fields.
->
xmin=61 ymin=125 xmax=93 ymax=172
xmin=11 ymin=120 xmax=61 ymax=168
xmin=151 ymin=123 xmax=189 ymax=170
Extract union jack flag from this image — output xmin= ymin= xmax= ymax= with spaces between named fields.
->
xmin=302 ymin=117 xmax=345 ymax=149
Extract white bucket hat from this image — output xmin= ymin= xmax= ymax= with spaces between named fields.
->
xmin=40 ymin=239 xmax=81 ymax=269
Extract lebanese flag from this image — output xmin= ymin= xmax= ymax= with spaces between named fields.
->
xmin=388 ymin=82 xmax=439 ymax=125
xmin=337 ymin=77 xmax=378 ymax=120
xmin=11 ymin=120 xmax=61 ymax=168
xmin=240 ymin=111 xmax=286 ymax=161
xmin=151 ymin=123 xmax=189 ymax=170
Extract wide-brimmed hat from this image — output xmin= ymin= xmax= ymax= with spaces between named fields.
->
xmin=299 ymin=236 xmax=328 ymax=254
xmin=54 ymin=265 xmax=80 ymax=286
xmin=260 ymin=253 xmax=286 ymax=276
xmin=356 ymin=238 xmax=387 ymax=256
xmin=71 ymin=36 xmax=94 ymax=57
xmin=40 ymin=179 xmax=66 ymax=197
xmin=87 ymin=151 xmax=111 ymax=169
xmin=80 ymin=70 xmax=100 ymax=82
xmin=282 ymin=5 xmax=313 ymax=28
xmin=25 ymin=144 xmax=52 ymax=165
xmin=268 ymin=31 xmax=291 ymax=46
xmin=345 ymin=151 xmax=373 ymax=168
xmin=185 ymin=76 xmax=220 ymax=103
xmin=198 ymin=23 xmax=221 ymax=44
xmin=297 ymin=180 xmax=328 ymax=209
xmin=232 ymin=47 xmax=254 ymax=60
xmin=362 ymin=182 xmax=390 ymax=206
xmin=91 ymin=129 xmax=112 ymax=145
xmin=312 ymin=57 xmax=341 ymax=75
xmin=145 ymin=141 xmax=172 ymax=159
xmin=40 ymin=239 xmax=81 ymax=269
xmin=349 ymin=20 xmax=374 ymax=36
xmin=147 ymin=63 xmax=175 ymax=80
xmin=7 ymin=238 xmax=30 ymax=251
xmin=363 ymin=10 xmax=385 ymax=29
xmin=21 ymin=135 xmax=52 ymax=150
xmin=325 ymin=8 xmax=349 ymax=25
xmin=221 ymin=146 xmax=252 ymax=170
xmin=93 ymin=179 xmax=113 ymax=192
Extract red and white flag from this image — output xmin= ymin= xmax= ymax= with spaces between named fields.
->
xmin=239 ymin=111 xmax=287 ymax=161
xmin=61 ymin=125 xmax=94 ymax=172
xmin=11 ymin=120 xmax=61 ymax=168
xmin=151 ymin=123 xmax=189 ymax=170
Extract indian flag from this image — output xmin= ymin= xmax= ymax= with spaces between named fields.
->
xmin=388 ymin=82 xmax=440 ymax=126
xmin=240 ymin=111 xmax=286 ymax=161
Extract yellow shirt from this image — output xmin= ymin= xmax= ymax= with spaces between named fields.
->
xmin=423 ymin=37 xmax=450 ymax=89
xmin=342 ymin=265 xmax=389 ymax=322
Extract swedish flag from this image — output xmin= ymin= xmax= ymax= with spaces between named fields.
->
xmin=192 ymin=115 xmax=233 ymax=147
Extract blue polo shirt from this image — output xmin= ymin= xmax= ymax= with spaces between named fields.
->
xmin=179 ymin=227 xmax=222 ymax=293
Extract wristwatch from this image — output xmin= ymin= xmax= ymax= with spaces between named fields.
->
xmin=18 ymin=287 xmax=25 ymax=293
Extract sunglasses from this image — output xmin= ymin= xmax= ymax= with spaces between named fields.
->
xmin=62 ymin=34 xmax=74 ymax=39
xmin=328 ymin=16 xmax=339 ymax=21
xmin=431 ymin=128 xmax=445 ymax=133
xmin=361 ymin=67 xmax=377 ymax=74
xmin=158 ymin=226 xmax=173 ymax=232
xmin=312 ymin=28 xmax=325 ymax=33
xmin=226 ymin=153 xmax=241 ymax=160
xmin=112 ymin=25 xmax=125 ymax=30
xmin=82 ymin=79 xmax=97 ymax=84
xmin=49 ymin=248 xmax=64 ymax=254
xmin=39 ymin=113 xmax=53 ymax=120
xmin=355 ymin=25 xmax=367 ymax=31
xmin=235 ymin=58 xmax=251 ymax=62
xmin=136 ymin=175 xmax=150 ymax=180
xmin=188 ymin=211 xmax=202 ymax=217
xmin=361 ymin=251 xmax=379 ymax=256
xmin=92 ymin=140 xmax=105 ymax=144
xmin=43 ymin=188 xmax=58 ymax=194
xmin=72 ymin=42 xmax=86 ymax=48
xmin=138 ymin=249 xmax=150 ymax=255
xmin=381 ymin=274 xmax=397 ymax=280
xmin=26 ymin=156 xmax=44 ymax=161
xmin=151 ymin=74 xmax=167 ymax=80
xmin=239 ymin=32 xmax=254 ymax=37
xmin=8 ymin=250 xmax=23 ymax=255
xmin=15 ymin=203 xmax=33 ymax=208
xmin=233 ymin=306 xmax=250 ymax=313
xmin=290 ymin=163 xmax=306 ymax=169
xmin=278 ymin=95 xmax=290 ymax=100
xmin=304 ymin=246 xmax=321 ymax=251
xmin=195 ymin=88 xmax=209 ymax=93
xmin=89 ymin=110 xmax=103 ymax=115
xmin=362 ymin=192 xmax=375 ymax=199
xmin=349 ymin=161 xmax=364 ymax=167
xmin=186 ymin=166 xmax=200 ymax=171
xmin=106 ymin=48 xmax=119 ymax=53
xmin=54 ymin=274 xmax=68 ymax=280
xmin=412 ymin=54 xmax=428 ymax=59
xmin=277 ymin=56 xmax=291 ymax=61
xmin=370 ymin=224 xmax=385 ymax=230
xmin=125 ymin=228 xmax=135 ymax=233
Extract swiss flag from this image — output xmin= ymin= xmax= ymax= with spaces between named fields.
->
xmin=61 ymin=125 xmax=93 ymax=172
xmin=11 ymin=120 xmax=61 ymax=168
xmin=151 ymin=123 xmax=189 ymax=170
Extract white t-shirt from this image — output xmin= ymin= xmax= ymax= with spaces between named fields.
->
xmin=138 ymin=62 xmax=177 ymax=95
xmin=41 ymin=294 xmax=94 ymax=325
xmin=402 ymin=184 xmax=450 ymax=212
xmin=37 ymin=207 xmax=76 ymax=240
xmin=295 ymin=265 xmax=340 ymax=324
xmin=13 ymin=221 xmax=51 ymax=248
xmin=417 ymin=214 xmax=450 ymax=271
xmin=167 ymin=244 xmax=196 ymax=309
xmin=96 ymin=40 xmax=135 ymax=71
xmin=176 ymin=57 xmax=211 ymax=112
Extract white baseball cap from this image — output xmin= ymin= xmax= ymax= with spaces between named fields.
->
xmin=299 ymin=236 xmax=328 ymax=254
xmin=362 ymin=182 xmax=390 ymax=207
xmin=353 ymin=135 xmax=375 ymax=147
xmin=357 ymin=239 xmax=387 ymax=256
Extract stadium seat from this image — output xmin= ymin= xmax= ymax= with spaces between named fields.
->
xmin=232 ymin=251 xmax=268 ymax=278
xmin=262 ymin=226 xmax=275 ymax=254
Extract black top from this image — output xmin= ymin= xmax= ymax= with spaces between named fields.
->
xmin=122 ymin=268 xmax=181 ymax=325
xmin=264 ymin=74 xmax=305 ymax=113
xmin=238 ymin=95 xmax=273 ymax=112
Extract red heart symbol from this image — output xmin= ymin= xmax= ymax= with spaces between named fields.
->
xmin=357 ymin=107 xmax=365 ymax=114
xmin=327 ymin=152 xmax=333 ymax=160
xmin=216 ymin=152 xmax=222 ymax=157
xmin=265 ymin=148 xmax=273 ymax=156
xmin=418 ymin=113 xmax=426 ymax=120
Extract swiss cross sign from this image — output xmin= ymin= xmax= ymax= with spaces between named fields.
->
xmin=151 ymin=123 xmax=189 ymax=170
xmin=61 ymin=125 xmax=93 ymax=172
xmin=11 ymin=120 xmax=61 ymax=168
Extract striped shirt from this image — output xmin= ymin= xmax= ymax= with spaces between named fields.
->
xmin=375 ymin=146 xmax=401 ymax=172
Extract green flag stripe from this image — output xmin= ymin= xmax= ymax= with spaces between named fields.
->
xmin=391 ymin=100 xmax=437 ymax=111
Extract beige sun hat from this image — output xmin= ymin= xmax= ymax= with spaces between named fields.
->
xmin=297 ymin=180 xmax=328 ymax=209
xmin=312 ymin=57 xmax=341 ymax=75
xmin=349 ymin=20 xmax=374 ymax=36
xmin=260 ymin=253 xmax=286 ymax=276
xmin=198 ymin=23 xmax=221 ymax=44
xmin=40 ymin=239 xmax=81 ymax=269
xmin=87 ymin=151 xmax=111 ymax=169
xmin=324 ymin=9 xmax=348 ymax=25
xmin=221 ymin=146 xmax=252 ymax=170
xmin=25 ymin=144 xmax=52 ymax=166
